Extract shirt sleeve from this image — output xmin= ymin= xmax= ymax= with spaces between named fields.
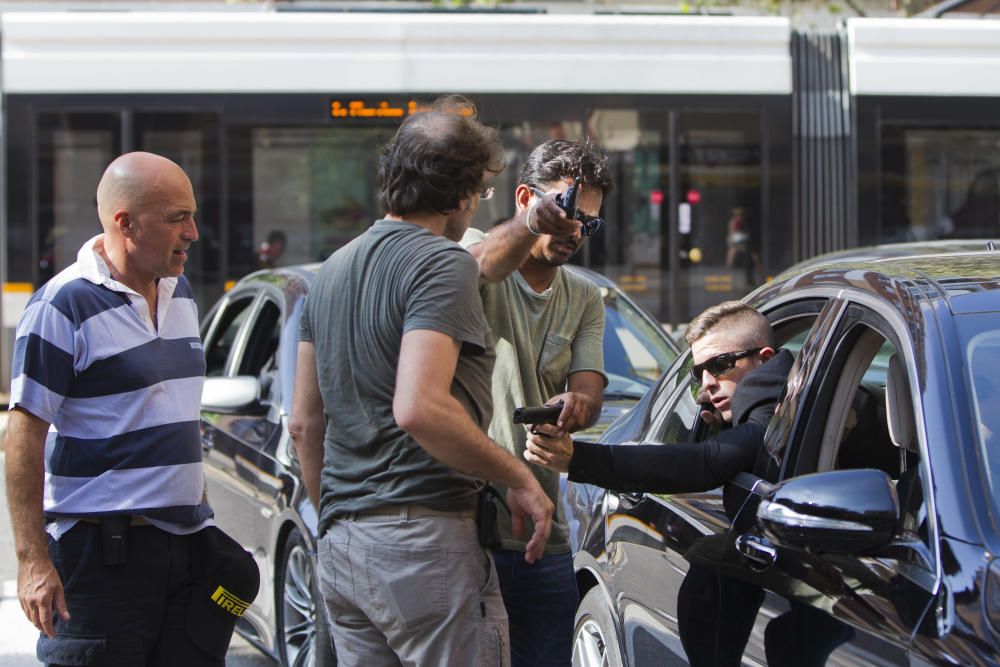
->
xmin=568 ymin=423 xmax=766 ymax=494
xmin=10 ymin=299 xmax=76 ymax=424
xmin=459 ymin=227 xmax=486 ymax=251
xmin=403 ymin=246 xmax=489 ymax=354
xmin=568 ymin=283 xmax=608 ymax=386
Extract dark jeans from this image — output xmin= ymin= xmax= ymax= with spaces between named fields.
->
xmin=41 ymin=522 xmax=224 ymax=667
xmin=492 ymin=548 xmax=578 ymax=667
xmin=677 ymin=564 xmax=764 ymax=667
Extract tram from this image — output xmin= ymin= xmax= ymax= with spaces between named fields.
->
xmin=2 ymin=10 xmax=999 ymax=385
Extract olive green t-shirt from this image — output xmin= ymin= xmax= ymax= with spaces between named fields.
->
xmin=301 ymin=220 xmax=495 ymax=537
xmin=463 ymin=228 xmax=606 ymax=553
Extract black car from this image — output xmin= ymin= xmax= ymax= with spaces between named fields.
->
xmin=198 ymin=263 xmax=678 ymax=667
xmin=565 ymin=242 xmax=1000 ymax=666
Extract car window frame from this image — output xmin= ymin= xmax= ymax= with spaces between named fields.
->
xmin=775 ymin=295 xmax=940 ymax=581
xmin=201 ymin=290 xmax=259 ymax=377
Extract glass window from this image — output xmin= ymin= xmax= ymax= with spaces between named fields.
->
xmin=601 ymin=285 xmax=678 ymax=397
xmin=648 ymin=359 xmax=701 ymax=445
xmin=230 ymin=126 xmax=397 ymax=279
xmin=36 ymin=113 xmax=120 ymax=284
xmin=203 ymin=295 xmax=255 ymax=377
xmin=238 ymin=300 xmax=281 ymax=378
xmin=881 ymin=128 xmax=1000 ymax=242
xmin=580 ymin=109 xmax=762 ymax=324
xmin=963 ymin=321 xmax=1000 ymax=515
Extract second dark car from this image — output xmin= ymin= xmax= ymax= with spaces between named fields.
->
xmin=565 ymin=242 xmax=1000 ymax=666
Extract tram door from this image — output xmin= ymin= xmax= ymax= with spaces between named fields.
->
xmin=586 ymin=108 xmax=762 ymax=326
xmin=34 ymin=111 xmax=219 ymax=309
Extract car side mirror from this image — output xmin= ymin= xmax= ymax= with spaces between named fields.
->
xmin=201 ymin=376 xmax=267 ymax=415
xmin=756 ymin=469 xmax=898 ymax=555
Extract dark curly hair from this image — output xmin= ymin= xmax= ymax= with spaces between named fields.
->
xmin=517 ymin=139 xmax=615 ymax=197
xmin=377 ymin=96 xmax=505 ymax=218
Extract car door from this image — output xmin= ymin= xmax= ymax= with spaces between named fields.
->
xmin=201 ymin=290 xmax=262 ymax=552
xmin=601 ymin=300 xmax=828 ymax=666
xmin=728 ymin=301 xmax=936 ymax=665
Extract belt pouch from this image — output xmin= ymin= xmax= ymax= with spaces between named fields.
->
xmin=477 ymin=486 xmax=503 ymax=550
xmin=101 ymin=516 xmax=131 ymax=565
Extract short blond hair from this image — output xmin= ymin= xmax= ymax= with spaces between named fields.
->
xmin=684 ymin=301 xmax=774 ymax=349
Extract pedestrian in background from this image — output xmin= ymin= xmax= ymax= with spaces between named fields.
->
xmin=289 ymin=96 xmax=554 ymax=667
xmin=462 ymin=139 xmax=614 ymax=666
xmin=6 ymin=151 xmax=258 ymax=666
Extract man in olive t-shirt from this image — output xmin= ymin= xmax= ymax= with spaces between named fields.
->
xmin=461 ymin=139 xmax=615 ymax=667
xmin=289 ymin=101 xmax=557 ymax=667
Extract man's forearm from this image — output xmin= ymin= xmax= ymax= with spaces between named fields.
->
xmin=568 ymin=433 xmax=761 ymax=495
xmin=291 ymin=426 xmax=325 ymax=510
xmin=396 ymin=392 xmax=534 ymax=491
xmin=289 ymin=341 xmax=326 ymax=510
xmin=469 ymin=212 xmax=536 ymax=283
xmin=5 ymin=410 xmax=51 ymax=563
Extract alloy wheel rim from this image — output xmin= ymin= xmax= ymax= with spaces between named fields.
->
xmin=282 ymin=544 xmax=318 ymax=667
xmin=572 ymin=617 xmax=611 ymax=667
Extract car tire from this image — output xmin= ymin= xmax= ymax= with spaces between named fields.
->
xmin=572 ymin=587 xmax=625 ymax=667
xmin=276 ymin=527 xmax=337 ymax=667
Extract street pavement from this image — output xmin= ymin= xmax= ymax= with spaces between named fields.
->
xmin=0 ymin=445 xmax=275 ymax=666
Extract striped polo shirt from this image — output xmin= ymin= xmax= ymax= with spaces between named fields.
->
xmin=9 ymin=235 xmax=212 ymax=538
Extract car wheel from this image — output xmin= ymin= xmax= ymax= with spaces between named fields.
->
xmin=276 ymin=528 xmax=337 ymax=667
xmin=572 ymin=587 xmax=624 ymax=667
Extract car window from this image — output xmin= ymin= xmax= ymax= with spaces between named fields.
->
xmin=647 ymin=355 xmax=700 ymax=445
xmin=961 ymin=318 xmax=1000 ymax=519
xmin=203 ymin=295 xmax=256 ymax=377
xmin=237 ymin=299 xmax=281 ymax=378
xmin=794 ymin=312 xmax=928 ymax=544
xmin=602 ymin=288 xmax=678 ymax=397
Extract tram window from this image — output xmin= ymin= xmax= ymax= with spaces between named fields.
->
xmin=240 ymin=127 xmax=396 ymax=273
xmin=36 ymin=113 xmax=120 ymax=283
xmin=881 ymin=127 xmax=1000 ymax=243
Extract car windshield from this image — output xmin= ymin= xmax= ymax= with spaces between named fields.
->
xmin=960 ymin=316 xmax=1000 ymax=508
xmin=602 ymin=287 xmax=678 ymax=397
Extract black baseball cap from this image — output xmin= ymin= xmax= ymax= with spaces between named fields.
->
xmin=187 ymin=526 xmax=261 ymax=658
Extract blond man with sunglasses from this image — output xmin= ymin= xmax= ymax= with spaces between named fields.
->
xmin=527 ymin=300 xmax=794 ymax=667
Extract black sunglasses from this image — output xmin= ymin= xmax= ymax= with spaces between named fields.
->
xmin=574 ymin=213 xmax=605 ymax=237
xmin=690 ymin=348 xmax=762 ymax=384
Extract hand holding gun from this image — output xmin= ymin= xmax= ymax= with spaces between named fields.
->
xmin=512 ymin=401 xmax=565 ymax=433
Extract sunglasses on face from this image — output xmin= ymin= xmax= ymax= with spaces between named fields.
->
xmin=690 ymin=348 xmax=762 ymax=385
xmin=529 ymin=186 xmax=605 ymax=237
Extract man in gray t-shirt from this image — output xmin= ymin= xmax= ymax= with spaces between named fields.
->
xmin=461 ymin=139 xmax=615 ymax=667
xmin=289 ymin=99 xmax=556 ymax=667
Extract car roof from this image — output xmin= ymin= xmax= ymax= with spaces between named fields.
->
xmin=235 ymin=262 xmax=616 ymax=291
xmin=761 ymin=244 xmax=1000 ymax=316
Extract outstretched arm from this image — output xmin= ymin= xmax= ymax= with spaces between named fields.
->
xmin=526 ymin=420 xmax=768 ymax=495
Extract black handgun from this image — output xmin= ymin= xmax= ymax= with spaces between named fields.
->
xmin=512 ymin=400 xmax=565 ymax=426
xmin=553 ymin=176 xmax=580 ymax=220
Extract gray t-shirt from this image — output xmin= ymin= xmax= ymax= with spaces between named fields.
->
xmin=462 ymin=228 xmax=606 ymax=553
xmin=301 ymin=220 xmax=495 ymax=535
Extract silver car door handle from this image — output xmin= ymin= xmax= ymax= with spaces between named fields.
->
xmin=736 ymin=533 xmax=777 ymax=571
